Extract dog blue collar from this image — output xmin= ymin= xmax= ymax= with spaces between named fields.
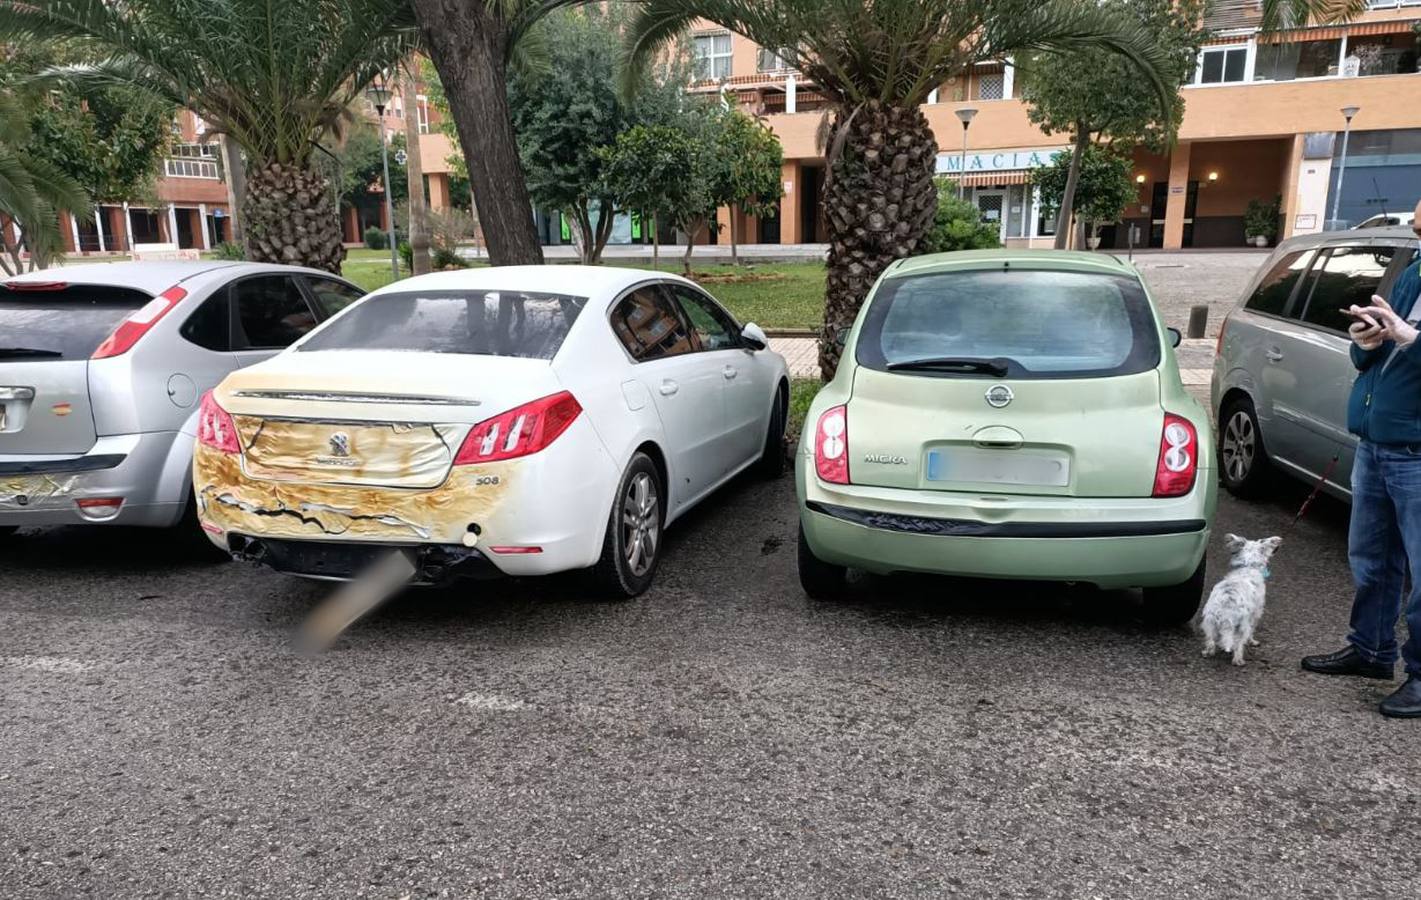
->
xmin=1261 ymin=567 xmax=1271 ymax=581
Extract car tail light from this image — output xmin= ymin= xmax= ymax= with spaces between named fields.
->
xmin=454 ymin=391 xmax=582 ymax=465
xmin=813 ymin=405 xmax=850 ymax=484
xmin=3 ymin=280 xmax=67 ymax=292
xmin=75 ymin=497 xmax=123 ymax=519
xmin=488 ymin=545 xmax=544 ymax=555
xmin=1153 ymin=413 xmax=1198 ymax=498
xmin=92 ymin=285 xmax=187 ymax=359
xmin=196 ymin=390 xmax=240 ymax=454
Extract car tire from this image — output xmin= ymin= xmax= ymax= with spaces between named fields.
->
xmin=1218 ymin=396 xmax=1270 ymax=499
xmin=755 ymin=387 xmax=788 ymax=479
xmin=589 ymin=452 xmax=663 ymax=599
xmin=798 ymin=523 xmax=847 ymax=600
xmin=1140 ymin=554 xmax=1207 ymax=626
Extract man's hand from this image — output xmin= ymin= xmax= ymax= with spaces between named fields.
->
xmin=1350 ymin=318 xmax=1386 ymax=350
xmin=1367 ymin=295 xmax=1419 ymax=349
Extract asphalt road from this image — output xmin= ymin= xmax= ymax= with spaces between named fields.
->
xmin=3 ymin=471 xmax=1417 ymax=898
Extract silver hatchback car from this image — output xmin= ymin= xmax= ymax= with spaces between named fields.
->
xmin=1 ymin=262 xmax=363 ymax=537
xmin=1212 ymin=226 xmax=1420 ymax=501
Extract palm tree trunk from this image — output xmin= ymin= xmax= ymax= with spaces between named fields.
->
xmin=412 ymin=1 xmax=543 ymax=266
xmin=820 ymin=101 xmax=938 ymax=380
xmin=220 ymin=136 xmax=246 ymax=246
xmin=242 ymin=161 xmax=345 ymax=273
xmin=1053 ymin=124 xmax=1090 ymax=251
xmin=401 ymin=65 xmax=431 ymax=276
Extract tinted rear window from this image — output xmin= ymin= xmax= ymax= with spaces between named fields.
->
xmin=856 ymin=268 xmax=1161 ymax=379
xmin=0 ymin=285 xmax=151 ymax=360
xmin=299 ymin=290 xmax=588 ymax=359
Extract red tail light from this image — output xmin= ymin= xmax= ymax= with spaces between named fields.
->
xmin=1152 ymin=413 xmax=1198 ymax=498
xmin=196 ymin=390 xmax=240 ymax=454
xmin=454 ymin=391 xmax=582 ymax=465
xmin=92 ymin=285 xmax=187 ymax=359
xmin=3 ymin=281 xmax=67 ymax=292
xmin=813 ymin=405 xmax=850 ymax=484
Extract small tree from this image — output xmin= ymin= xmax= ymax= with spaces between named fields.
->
xmin=1018 ymin=0 xmax=1204 ymax=250
xmin=1031 ymin=147 xmax=1134 ymax=247
xmin=715 ymin=107 xmax=784 ymax=266
xmin=599 ymin=123 xmax=717 ymax=277
xmin=918 ymin=179 xmax=1001 ymax=255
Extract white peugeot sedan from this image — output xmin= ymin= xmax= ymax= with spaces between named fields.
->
xmin=193 ymin=266 xmax=789 ymax=596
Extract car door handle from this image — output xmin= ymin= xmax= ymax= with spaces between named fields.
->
xmin=659 ymin=379 xmax=679 ymax=396
xmin=722 ymin=365 xmax=738 ymax=380
xmin=1266 ymin=347 xmax=1284 ymax=362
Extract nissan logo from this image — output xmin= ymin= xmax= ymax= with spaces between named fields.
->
xmin=984 ymin=385 xmax=1014 ymax=409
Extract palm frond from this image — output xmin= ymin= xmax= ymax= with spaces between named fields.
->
xmin=1260 ymin=0 xmax=1369 ymax=31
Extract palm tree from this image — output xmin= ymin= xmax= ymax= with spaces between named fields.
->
xmin=626 ymin=0 xmax=1183 ymax=378
xmin=0 ymin=92 xmax=89 ymax=275
xmin=1262 ymin=0 xmax=1368 ymax=30
xmin=0 ymin=0 xmax=418 ymax=273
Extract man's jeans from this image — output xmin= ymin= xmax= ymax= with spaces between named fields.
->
xmin=1348 ymin=439 xmax=1421 ymax=675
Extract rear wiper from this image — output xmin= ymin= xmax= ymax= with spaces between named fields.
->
xmin=886 ymin=356 xmax=1010 ymax=376
xmin=0 ymin=347 xmax=62 ymax=359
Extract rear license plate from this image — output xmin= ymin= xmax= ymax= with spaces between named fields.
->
xmin=926 ymin=448 xmax=1070 ymax=487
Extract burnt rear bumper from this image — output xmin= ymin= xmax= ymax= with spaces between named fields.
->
xmin=227 ymin=535 xmax=500 ymax=585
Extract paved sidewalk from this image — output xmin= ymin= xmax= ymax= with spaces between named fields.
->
xmin=770 ymin=336 xmax=1216 ymax=385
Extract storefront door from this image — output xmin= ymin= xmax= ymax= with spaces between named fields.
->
xmin=975 ymin=190 xmax=1007 ymax=242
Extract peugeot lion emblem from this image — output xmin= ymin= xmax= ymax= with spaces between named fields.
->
xmin=984 ymin=385 xmax=1014 ymax=409
xmin=328 ymin=431 xmax=351 ymax=458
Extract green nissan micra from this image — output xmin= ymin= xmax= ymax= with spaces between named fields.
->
xmin=796 ymin=250 xmax=1217 ymax=623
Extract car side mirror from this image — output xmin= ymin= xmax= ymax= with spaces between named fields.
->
xmin=835 ymin=325 xmax=850 ymax=347
xmin=1167 ymin=327 xmax=1182 ymax=348
xmin=741 ymin=322 xmax=768 ymax=351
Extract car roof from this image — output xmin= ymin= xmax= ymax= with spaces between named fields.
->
xmin=886 ymin=249 xmax=1135 ymax=279
xmin=368 ymin=265 xmax=687 ymax=298
xmin=3 ymin=261 xmax=345 ymax=294
xmin=1278 ymin=224 xmax=1417 ymax=252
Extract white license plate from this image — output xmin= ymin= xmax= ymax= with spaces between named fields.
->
xmin=926 ymin=448 xmax=1070 ymax=487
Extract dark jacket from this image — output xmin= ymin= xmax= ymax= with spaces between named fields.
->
xmin=1349 ymin=260 xmax=1421 ymax=445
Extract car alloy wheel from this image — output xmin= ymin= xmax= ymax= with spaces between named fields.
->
xmin=622 ymin=471 xmax=660 ymax=577
xmin=1221 ymin=409 xmax=1256 ymax=484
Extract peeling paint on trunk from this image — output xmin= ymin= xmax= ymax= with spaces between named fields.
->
xmin=1 ymin=474 xmax=80 ymax=508
xmin=234 ymin=416 xmax=460 ymax=489
xmin=193 ymin=441 xmax=509 ymax=543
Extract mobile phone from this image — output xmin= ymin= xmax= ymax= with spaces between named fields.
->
xmin=1341 ymin=307 xmax=1382 ymax=328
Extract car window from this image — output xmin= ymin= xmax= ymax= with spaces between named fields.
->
xmin=669 ymin=285 xmax=740 ymax=351
xmin=180 ymin=293 xmax=230 ymax=352
xmin=1296 ymin=246 xmax=1399 ymax=333
xmin=609 ymin=285 xmax=694 ymax=361
xmin=855 ymin=268 xmax=1161 ymax=380
xmin=298 ymin=289 xmax=586 ymax=359
xmin=1244 ymin=250 xmax=1313 ymax=317
xmin=302 ymin=277 xmax=365 ymax=318
xmin=0 ymin=284 xmax=150 ymax=360
xmin=231 ymin=275 xmax=318 ymax=350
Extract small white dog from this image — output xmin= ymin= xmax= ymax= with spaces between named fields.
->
xmin=1200 ymin=534 xmax=1282 ymax=666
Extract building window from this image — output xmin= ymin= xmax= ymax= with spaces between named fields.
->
xmin=693 ymin=33 xmax=733 ymax=81
xmin=417 ymin=96 xmax=430 ymax=134
xmin=1254 ymin=39 xmax=1342 ymax=81
xmin=977 ymin=72 xmax=1005 ymax=100
xmin=1347 ymin=33 xmax=1420 ymax=77
xmin=1198 ymin=46 xmax=1248 ymax=83
xmin=164 ymin=158 xmax=220 ymax=179
xmin=757 ymin=47 xmax=792 ymax=73
xmin=171 ymin=143 xmax=218 ymax=160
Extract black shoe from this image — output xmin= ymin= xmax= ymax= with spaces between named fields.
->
xmin=1300 ymin=646 xmax=1394 ymax=680
xmin=1380 ymin=676 xmax=1421 ymax=718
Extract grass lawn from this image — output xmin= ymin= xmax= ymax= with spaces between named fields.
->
xmin=338 ymin=249 xmax=825 ymax=332
xmin=788 ymin=377 xmax=823 ymax=440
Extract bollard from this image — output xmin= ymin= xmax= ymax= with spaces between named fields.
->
xmin=1187 ymin=304 xmax=1208 ymax=340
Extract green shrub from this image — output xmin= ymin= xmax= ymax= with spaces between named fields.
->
xmin=211 ymin=241 xmax=245 ymax=261
xmin=364 ymin=226 xmax=387 ymax=250
xmin=1244 ymin=195 xmax=1281 ymax=242
xmin=398 ymin=241 xmax=413 ymax=272
xmin=918 ymin=179 xmax=1001 ymax=255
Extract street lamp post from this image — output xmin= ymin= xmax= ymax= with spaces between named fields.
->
xmin=365 ymin=74 xmax=399 ymax=279
xmin=955 ymin=107 xmax=978 ymax=200
xmin=1330 ymin=105 xmax=1360 ymax=230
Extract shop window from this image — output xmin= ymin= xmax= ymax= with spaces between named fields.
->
xmin=693 ymin=33 xmax=733 ymax=81
xmin=1198 ymin=46 xmax=1248 ymax=84
xmin=1254 ymin=39 xmax=1341 ymax=81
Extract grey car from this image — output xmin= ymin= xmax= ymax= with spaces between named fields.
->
xmin=1212 ymin=226 xmax=1420 ymax=501
xmin=1 ymin=261 xmax=363 ymax=537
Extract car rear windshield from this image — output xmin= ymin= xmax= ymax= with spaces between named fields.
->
xmin=298 ymin=289 xmax=588 ymax=360
xmin=0 ymin=284 xmax=151 ymax=360
xmin=855 ymin=268 xmax=1162 ymax=379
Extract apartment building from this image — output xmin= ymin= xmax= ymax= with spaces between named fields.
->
xmin=689 ymin=2 xmax=1421 ymax=250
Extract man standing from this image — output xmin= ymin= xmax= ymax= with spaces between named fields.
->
xmin=1303 ymin=200 xmax=1421 ymax=717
